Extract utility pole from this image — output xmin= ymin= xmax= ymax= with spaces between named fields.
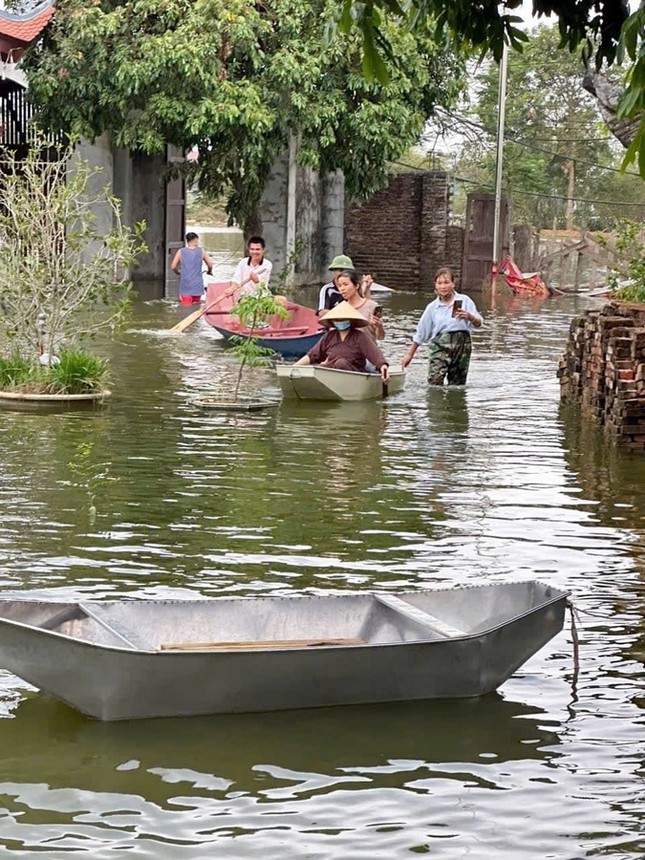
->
xmin=492 ymin=40 xmax=509 ymax=294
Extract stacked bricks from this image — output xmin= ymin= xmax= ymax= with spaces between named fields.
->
xmin=558 ymin=302 xmax=645 ymax=450
xmin=345 ymin=171 xmax=464 ymax=292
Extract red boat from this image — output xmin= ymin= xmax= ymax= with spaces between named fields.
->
xmin=202 ymin=281 xmax=324 ymax=359
xmin=498 ymin=256 xmax=563 ymax=297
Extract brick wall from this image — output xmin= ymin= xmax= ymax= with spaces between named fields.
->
xmin=558 ymin=301 xmax=645 ymax=450
xmin=345 ymin=171 xmax=463 ymax=293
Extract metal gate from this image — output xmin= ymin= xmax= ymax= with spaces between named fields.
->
xmin=165 ymin=145 xmax=186 ymax=295
xmin=462 ymin=193 xmax=510 ymax=289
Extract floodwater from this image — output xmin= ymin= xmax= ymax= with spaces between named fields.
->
xmin=0 ymin=237 xmax=643 ymax=858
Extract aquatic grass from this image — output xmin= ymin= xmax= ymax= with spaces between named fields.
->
xmin=0 ymin=349 xmax=109 ymax=394
xmin=0 ymin=355 xmax=41 ymax=390
xmin=43 ymin=349 xmax=109 ymax=394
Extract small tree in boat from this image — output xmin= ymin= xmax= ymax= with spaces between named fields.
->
xmin=0 ymin=137 xmax=146 ymax=394
xmin=228 ymin=286 xmax=289 ymax=402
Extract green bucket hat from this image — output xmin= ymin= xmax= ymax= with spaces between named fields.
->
xmin=328 ymin=254 xmax=354 ymax=271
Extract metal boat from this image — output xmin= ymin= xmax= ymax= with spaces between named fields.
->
xmin=203 ymin=281 xmax=323 ymax=359
xmin=0 ymin=581 xmax=567 ymax=721
xmin=276 ymin=364 xmax=406 ymax=401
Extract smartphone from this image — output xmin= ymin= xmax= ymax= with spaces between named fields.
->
xmin=452 ymin=299 xmax=463 ymax=318
xmin=373 ymin=305 xmax=383 ymax=318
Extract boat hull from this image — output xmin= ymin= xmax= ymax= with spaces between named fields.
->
xmin=0 ymin=582 xmax=567 ymax=720
xmin=499 ymin=255 xmax=563 ymax=297
xmin=276 ymin=365 xmax=406 ymax=401
xmin=203 ymin=281 xmax=323 ymax=358
xmin=212 ymin=326 xmax=323 ymax=359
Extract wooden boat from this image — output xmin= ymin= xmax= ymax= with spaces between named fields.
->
xmin=203 ymin=281 xmax=323 ymax=359
xmin=0 ymin=581 xmax=568 ymax=720
xmin=276 ymin=364 xmax=406 ymax=401
xmin=498 ymin=256 xmax=563 ymax=297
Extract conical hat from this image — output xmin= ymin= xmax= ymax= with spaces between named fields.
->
xmin=320 ymin=301 xmax=369 ymax=327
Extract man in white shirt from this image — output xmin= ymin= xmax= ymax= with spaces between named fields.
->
xmin=226 ymin=236 xmax=273 ymax=296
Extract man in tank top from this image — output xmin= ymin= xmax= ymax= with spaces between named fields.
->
xmin=171 ymin=232 xmax=214 ymax=304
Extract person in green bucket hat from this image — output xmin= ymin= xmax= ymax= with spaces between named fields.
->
xmin=317 ymin=254 xmax=355 ymax=315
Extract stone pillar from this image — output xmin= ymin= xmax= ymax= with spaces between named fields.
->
xmin=74 ymin=135 xmax=114 ymax=265
xmin=420 ymin=171 xmax=451 ymax=291
xmin=321 ymin=170 xmax=345 ymax=280
xmin=295 ymin=162 xmax=322 ymax=286
xmin=128 ymin=152 xmax=166 ymax=282
xmin=259 ymin=151 xmax=289 ymax=278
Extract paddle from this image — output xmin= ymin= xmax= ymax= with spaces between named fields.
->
xmin=170 ymin=269 xmax=266 ymax=334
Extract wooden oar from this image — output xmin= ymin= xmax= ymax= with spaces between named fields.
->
xmin=170 ymin=268 xmax=266 ymax=333
xmin=170 ymin=291 xmax=230 ymax=333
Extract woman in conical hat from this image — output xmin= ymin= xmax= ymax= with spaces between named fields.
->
xmin=294 ymin=301 xmax=389 ymax=382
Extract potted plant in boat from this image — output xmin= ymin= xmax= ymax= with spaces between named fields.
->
xmin=196 ymin=285 xmax=289 ymax=411
xmin=0 ymin=138 xmax=146 ymax=407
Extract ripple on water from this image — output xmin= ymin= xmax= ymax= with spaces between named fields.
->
xmin=0 ymin=291 xmax=643 ymax=857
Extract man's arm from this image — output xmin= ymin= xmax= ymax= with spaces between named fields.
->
xmin=202 ymin=250 xmax=214 ymax=276
xmin=171 ymin=249 xmax=181 ymax=273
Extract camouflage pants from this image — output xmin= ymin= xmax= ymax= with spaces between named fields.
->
xmin=427 ymin=331 xmax=472 ymax=385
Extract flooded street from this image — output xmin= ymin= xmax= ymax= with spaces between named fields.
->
xmin=0 ymin=245 xmax=643 ymax=857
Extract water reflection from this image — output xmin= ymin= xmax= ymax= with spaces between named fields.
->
xmin=0 ymin=693 xmax=564 ymax=856
xmin=0 ymin=693 xmax=560 ymax=791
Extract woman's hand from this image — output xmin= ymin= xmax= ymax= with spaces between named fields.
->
xmin=380 ymin=364 xmax=389 ymax=383
xmin=455 ymin=308 xmax=474 ymax=322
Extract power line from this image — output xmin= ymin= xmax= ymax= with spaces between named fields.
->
xmin=440 ymin=110 xmax=638 ymax=176
xmin=451 ymin=174 xmax=645 ymax=207
xmin=389 ymin=160 xmax=645 ymax=207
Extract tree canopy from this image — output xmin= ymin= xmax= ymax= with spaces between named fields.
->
xmin=449 ymin=25 xmax=645 ymax=229
xmin=23 ymin=0 xmax=465 ymax=228
xmin=339 ymin=0 xmax=645 ymax=175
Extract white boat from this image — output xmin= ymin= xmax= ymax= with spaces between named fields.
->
xmin=0 ymin=581 xmax=568 ymax=721
xmin=368 ymin=282 xmax=394 ymax=294
xmin=276 ymin=364 xmax=406 ymax=401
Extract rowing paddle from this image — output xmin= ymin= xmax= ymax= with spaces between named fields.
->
xmin=170 ymin=268 xmax=266 ymax=333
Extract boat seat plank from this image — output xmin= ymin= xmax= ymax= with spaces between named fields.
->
xmin=376 ymin=595 xmax=466 ymax=639
xmin=78 ymin=603 xmax=151 ymax=650
xmin=39 ymin=605 xmax=84 ymax=631
xmin=160 ymin=637 xmax=365 ymax=652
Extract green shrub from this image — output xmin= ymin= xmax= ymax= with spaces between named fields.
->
xmin=0 ymin=355 xmax=40 ymax=390
xmin=609 ymin=221 xmax=645 ymax=304
xmin=0 ymin=349 xmax=108 ymax=394
xmin=44 ymin=349 xmax=109 ymax=394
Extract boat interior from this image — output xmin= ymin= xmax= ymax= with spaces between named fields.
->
xmin=0 ymin=583 xmax=564 ymax=653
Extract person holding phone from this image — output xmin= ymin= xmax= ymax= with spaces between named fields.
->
xmin=336 ymin=269 xmax=385 ymax=342
xmin=401 ymin=267 xmax=482 ymax=385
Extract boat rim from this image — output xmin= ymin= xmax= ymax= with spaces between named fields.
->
xmin=0 ymin=581 xmax=570 ymax=654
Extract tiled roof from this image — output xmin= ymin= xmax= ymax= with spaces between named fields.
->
xmin=0 ymin=1 xmax=55 ymax=59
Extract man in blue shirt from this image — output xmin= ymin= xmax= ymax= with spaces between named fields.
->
xmin=401 ymin=268 xmax=483 ymax=385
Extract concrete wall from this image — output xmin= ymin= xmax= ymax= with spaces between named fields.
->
xmin=74 ymin=135 xmax=114 ymax=265
xmin=260 ymin=150 xmax=345 ymax=286
xmin=82 ymin=142 xmax=166 ymax=286
xmin=344 ymin=171 xmax=463 ymax=292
